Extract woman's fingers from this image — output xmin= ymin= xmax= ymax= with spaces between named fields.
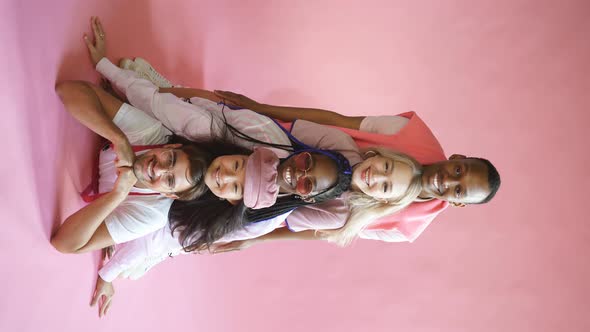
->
xmin=99 ymin=297 xmax=111 ymax=317
xmin=83 ymin=34 xmax=95 ymax=51
xmin=91 ymin=17 xmax=101 ymax=38
xmin=90 ymin=289 xmax=102 ymax=306
xmin=96 ymin=17 xmax=105 ymax=37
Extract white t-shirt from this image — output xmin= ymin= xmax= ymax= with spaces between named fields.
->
xmin=101 ymin=103 xmax=174 ymax=244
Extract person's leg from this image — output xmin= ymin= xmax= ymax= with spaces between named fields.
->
xmin=119 ymin=57 xmax=173 ymax=88
xmin=55 ymin=80 xmax=123 ymax=123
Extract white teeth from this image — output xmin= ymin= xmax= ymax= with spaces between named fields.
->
xmin=434 ymin=174 xmax=439 ymax=192
xmin=147 ymin=160 xmax=153 ymax=179
xmin=285 ymin=167 xmax=292 ymax=185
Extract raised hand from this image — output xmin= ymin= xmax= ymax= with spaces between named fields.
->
xmin=90 ymin=276 xmax=114 ymax=318
xmin=83 ymin=16 xmax=107 ymax=66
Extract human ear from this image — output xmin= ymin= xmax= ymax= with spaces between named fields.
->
xmin=449 ymin=154 xmax=466 ymax=160
xmin=364 ymin=150 xmax=377 ymax=159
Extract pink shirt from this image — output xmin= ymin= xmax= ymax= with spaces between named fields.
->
xmin=278 ymin=112 xmax=449 ymax=242
xmin=355 ymin=113 xmax=449 ymax=242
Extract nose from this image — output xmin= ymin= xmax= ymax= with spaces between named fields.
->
xmin=220 ymin=166 xmax=238 ymax=183
xmin=372 ymin=170 xmax=388 ymax=183
xmin=441 ymin=174 xmax=459 ymax=189
xmin=295 ymin=168 xmax=307 ymax=180
xmin=153 ymin=161 xmax=167 ymax=176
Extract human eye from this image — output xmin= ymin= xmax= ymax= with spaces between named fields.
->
xmin=168 ymin=174 xmax=175 ymax=189
xmin=455 ymin=185 xmax=462 ymax=197
xmin=383 ymin=182 xmax=388 ymax=193
xmin=235 ymin=161 xmax=239 ymax=171
xmin=455 ymin=166 xmax=461 ymax=175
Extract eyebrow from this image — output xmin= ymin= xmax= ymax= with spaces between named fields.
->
xmin=184 ymin=163 xmax=193 ymax=187
xmin=462 ymin=163 xmax=471 ymax=197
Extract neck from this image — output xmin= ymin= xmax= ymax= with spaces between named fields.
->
xmin=350 ymin=164 xmax=361 ymax=192
xmin=418 ymin=171 xmax=433 ymax=199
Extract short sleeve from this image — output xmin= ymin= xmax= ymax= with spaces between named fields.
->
xmin=112 ymin=103 xmax=172 ymax=145
xmin=286 ymin=197 xmax=350 ymax=232
xmin=365 ymin=199 xmax=449 ymax=243
xmin=104 ymin=196 xmax=173 ymax=244
xmin=358 ymin=228 xmax=410 ymax=242
xmin=291 ymin=120 xmax=363 ymax=165
xmin=336 ymin=112 xmax=446 ymax=165
xmin=359 ymin=115 xmax=409 ymax=135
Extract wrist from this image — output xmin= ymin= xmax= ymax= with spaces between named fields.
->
xmin=111 ymin=185 xmax=132 ymax=196
xmin=94 ymin=56 xmax=107 ymax=68
xmin=110 ymin=132 xmax=129 ymax=147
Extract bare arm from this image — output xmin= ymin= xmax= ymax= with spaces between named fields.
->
xmin=51 ymin=167 xmax=137 ymax=253
xmin=213 ymin=227 xmax=324 ymax=253
xmin=214 ymin=90 xmax=365 ymax=129
xmin=52 ymin=80 xmax=138 ymax=253
xmin=51 ymin=190 xmax=126 ymax=253
xmin=159 ymin=87 xmax=222 ymax=103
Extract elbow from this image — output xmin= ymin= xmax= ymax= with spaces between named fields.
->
xmin=54 ymin=81 xmax=72 ymax=99
xmin=50 ymin=234 xmax=80 ymax=254
xmin=50 ymin=236 xmax=71 ymax=254
xmin=54 ymin=80 xmax=93 ymax=99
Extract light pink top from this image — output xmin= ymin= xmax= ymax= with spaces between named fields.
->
xmin=349 ymin=113 xmax=449 ymax=242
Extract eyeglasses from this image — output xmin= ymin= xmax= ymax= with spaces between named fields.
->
xmin=293 ymin=152 xmax=314 ymax=196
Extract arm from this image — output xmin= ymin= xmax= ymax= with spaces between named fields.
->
xmin=213 ymin=227 xmax=323 ymax=253
xmin=51 ymin=168 xmax=137 ymax=253
xmin=159 ymin=87 xmax=222 ymax=103
xmin=214 ymin=90 xmax=365 ymax=129
xmin=254 ymin=227 xmax=321 ymax=242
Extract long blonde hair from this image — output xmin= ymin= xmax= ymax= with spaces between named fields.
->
xmin=319 ymin=148 xmax=423 ymax=246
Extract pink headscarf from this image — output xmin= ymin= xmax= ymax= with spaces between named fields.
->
xmin=243 ymin=148 xmax=280 ymax=209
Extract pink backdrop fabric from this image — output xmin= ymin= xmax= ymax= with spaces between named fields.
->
xmin=2 ymin=0 xmax=589 ymax=331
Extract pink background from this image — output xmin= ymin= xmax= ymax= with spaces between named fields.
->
xmin=2 ymin=0 xmax=589 ymax=331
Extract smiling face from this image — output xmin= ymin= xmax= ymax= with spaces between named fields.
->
xmin=421 ymin=155 xmax=491 ymax=205
xmin=351 ymin=155 xmax=416 ymax=201
xmin=276 ymin=152 xmax=338 ymax=197
xmin=204 ymin=155 xmax=248 ymax=202
xmin=132 ymin=145 xmax=194 ymax=197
